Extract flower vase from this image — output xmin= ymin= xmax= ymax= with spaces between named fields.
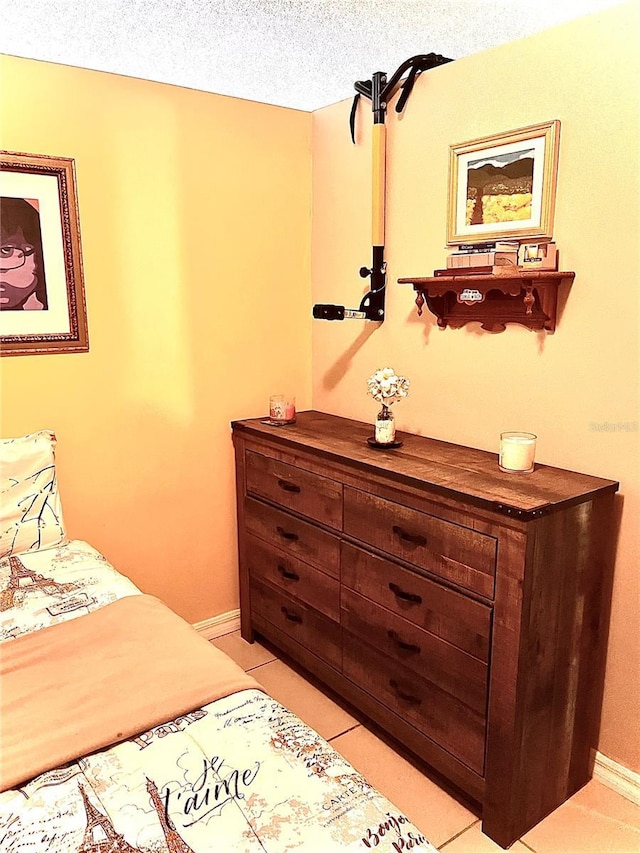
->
xmin=374 ymin=404 xmax=396 ymax=445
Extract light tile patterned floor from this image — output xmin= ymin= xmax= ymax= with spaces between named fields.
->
xmin=212 ymin=631 xmax=640 ymax=853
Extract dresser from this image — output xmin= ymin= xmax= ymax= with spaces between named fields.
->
xmin=232 ymin=410 xmax=618 ymax=848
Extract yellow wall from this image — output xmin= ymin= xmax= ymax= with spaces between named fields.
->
xmin=0 ymin=56 xmax=312 ymax=623
xmin=312 ymin=3 xmax=639 ymax=772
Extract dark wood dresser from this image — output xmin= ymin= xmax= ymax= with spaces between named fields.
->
xmin=231 ymin=410 xmax=618 ymax=848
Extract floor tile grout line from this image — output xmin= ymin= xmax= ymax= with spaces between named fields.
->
xmin=438 ymin=818 xmax=481 ymax=848
xmin=244 ymin=658 xmax=278 ymax=673
xmin=328 ymin=723 xmax=362 ymax=742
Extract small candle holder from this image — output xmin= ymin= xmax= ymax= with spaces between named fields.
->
xmin=499 ymin=431 xmax=537 ymax=473
xmin=268 ymin=394 xmax=296 ymax=425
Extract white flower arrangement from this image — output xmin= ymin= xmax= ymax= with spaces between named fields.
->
xmin=366 ymin=367 xmax=410 ymax=407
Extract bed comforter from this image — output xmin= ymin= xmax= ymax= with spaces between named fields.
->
xmin=0 ymin=540 xmax=439 ymax=852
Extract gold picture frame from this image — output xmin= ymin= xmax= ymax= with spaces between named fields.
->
xmin=446 ymin=120 xmax=561 ymax=246
xmin=1 ymin=151 xmax=88 ymax=356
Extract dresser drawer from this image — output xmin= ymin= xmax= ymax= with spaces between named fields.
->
xmin=245 ymin=450 xmax=342 ymax=529
xmin=342 ymin=588 xmax=488 ymax=714
xmin=245 ymin=497 xmax=340 ymax=577
xmin=246 ymin=534 xmax=340 ymax=621
xmin=251 ymin=579 xmax=341 ymax=669
xmin=344 ymin=487 xmax=497 ymax=598
xmin=343 ymin=635 xmax=486 ymax=774
xmin=342 ymin=543 xmax=491 ymax=662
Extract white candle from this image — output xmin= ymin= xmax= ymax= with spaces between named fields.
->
xmin=499 ymin=431 xmax=537 ymax=473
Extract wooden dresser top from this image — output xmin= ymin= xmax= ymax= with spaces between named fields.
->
xmin=232 ymin=410 xmax=619 ymax=520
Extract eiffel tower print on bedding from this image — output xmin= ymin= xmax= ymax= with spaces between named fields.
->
xmin=0 ymin=539 xmax=440 ymax=853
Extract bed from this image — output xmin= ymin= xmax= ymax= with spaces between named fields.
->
xmin=0 ymin=430 xmax=439 ymax=853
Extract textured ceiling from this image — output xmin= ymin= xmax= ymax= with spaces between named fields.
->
xmin=0 ymin=0 xmax=626 ymax=110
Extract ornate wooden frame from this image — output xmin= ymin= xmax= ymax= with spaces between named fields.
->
xmin=447 ymin=120 xmax=561 ymax=246
xmin=1 ymin=151 xmax=88 ymax=356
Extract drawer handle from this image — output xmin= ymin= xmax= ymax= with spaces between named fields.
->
xmin=389 ymin=679 xmax=421 ymax=706
xmin=277 ymin=563 xmax=300 ymax=581
xmin=387 ymin=629 xmax=421 ymax=655
xmin=280 ymin=606 xmax=303 ymax=624
xmin=276 ymin=525 xmax=299 ymax=542
xmin=388 ymin=582 xmax=422 ymax=605
xmin=277 ymin=478 xmax=301 ymax=494
xmin=392 ymin=525 xmax=427 ymax=548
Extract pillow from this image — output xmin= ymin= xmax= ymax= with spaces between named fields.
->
xmin=0 ymin=430 xmax=67 ymax=559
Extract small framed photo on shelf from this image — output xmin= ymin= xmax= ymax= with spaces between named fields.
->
xmin=447 ymin=120 xmax=560 ymax=246
xmin=1 ymin=150 xmax=88 ymax=356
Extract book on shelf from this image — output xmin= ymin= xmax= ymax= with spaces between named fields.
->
xmin=434 ymin=263 xmax=525 ymax=278
xmin=434 ymin=266 xmax=493 ymax=277
xmin=449 ymin=240 xmax=520 ymax=254
xmin=446 ymin=250 xmax=518 ymax=269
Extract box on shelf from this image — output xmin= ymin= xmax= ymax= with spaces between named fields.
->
xmin=517 ymin=242 xmax=557 ymax=269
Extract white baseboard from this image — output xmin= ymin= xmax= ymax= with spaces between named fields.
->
xmin=193 ymin=609 xmax=241 ymax=640
xmin=591 ymin=750 xmax=640 ymax=807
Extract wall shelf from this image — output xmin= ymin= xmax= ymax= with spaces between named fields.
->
xmin=398 ymin=270 xmax=575 ymax=332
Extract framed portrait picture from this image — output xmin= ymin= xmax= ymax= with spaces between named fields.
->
xmin=1 ymin=151 xmax=88 ymax=356
xmin=446 ymin=120 xmax=561 ymax=246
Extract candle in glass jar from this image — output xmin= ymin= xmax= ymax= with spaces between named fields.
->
xmin=269 ymin=395 xmax=296 ymax=424
xmin=499 ymin=431 xmax=536 ymax=473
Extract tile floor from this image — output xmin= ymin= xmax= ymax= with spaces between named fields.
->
xmin=212 ymin=630 xmax=640 ymax=853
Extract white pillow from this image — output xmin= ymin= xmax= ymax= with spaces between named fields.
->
xmin=0 ymin=430 xmax=67 ymax=559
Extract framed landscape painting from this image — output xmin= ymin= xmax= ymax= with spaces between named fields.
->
xmin=1 ymin=151 xmax=88 ymax=356
xmin=446 ymin=120 xmax=561 ymax=246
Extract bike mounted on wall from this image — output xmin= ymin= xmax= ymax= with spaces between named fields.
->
xmin=312 ymin=52 xmax=452 ymax=323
